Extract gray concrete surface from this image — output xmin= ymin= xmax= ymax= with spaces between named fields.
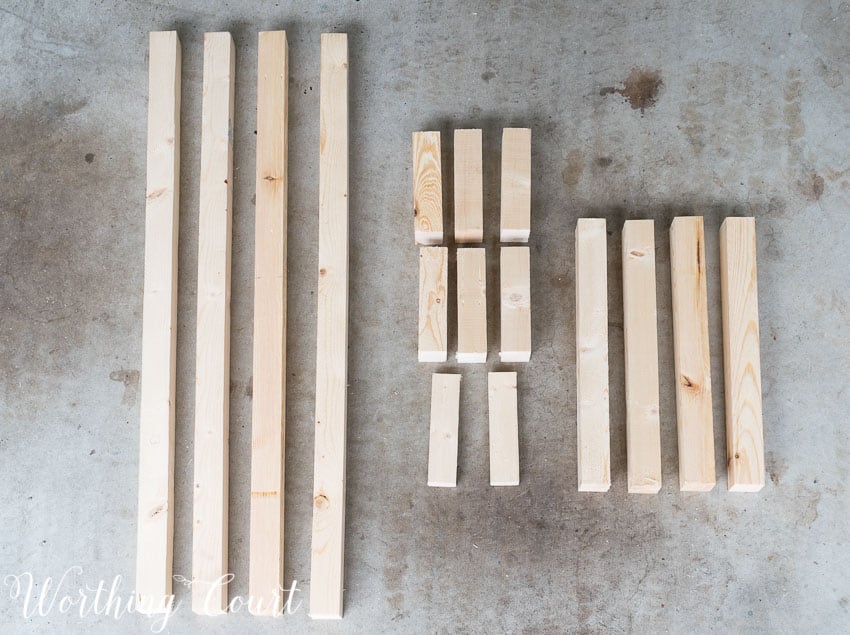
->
xmin=1 ymin=1 xmax=849 ymax=632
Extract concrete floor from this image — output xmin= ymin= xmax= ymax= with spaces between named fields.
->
xmin=2 ymin=0 xmax=849 ymax=632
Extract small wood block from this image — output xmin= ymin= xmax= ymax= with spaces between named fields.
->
xmin=427 ymin=374 xmax=461 ymax=487
xmin=622 ymin=220 xmax=661 ymax=494
xmin=499 ymin=128 xmax=531 ymax=242
xmin=719 ymin=217 xmax=765 ymax=492
xmin=575 ymin=219 xmax=610 ymax=492
xmin=456 ymin=247 xmax=486 ymax=363
xmin=488 ymin=372 xmax=520 ymax=486
xmin=418 ymin=246 xmax=448 ymax=362
xmin=670 ymin=216 xmax=716 ymax=492
xmin=454 ymin=129 xmax=483 ymax=243
xmin=412 ymin=131 xmax=443 ymax=245
xmin=499 ymin=246 xmax=531 ymax=362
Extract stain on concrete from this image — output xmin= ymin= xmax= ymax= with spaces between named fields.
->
xmin=481 ymin=70 xmax=495 ymax=82
xmin=84 ymin=153 xmax=94 ymax=163
xmin=766 ymin=451 xmax=787 ymax=485
xmin=600 ymin=68 xmax=663 ymax=112
xmin=797 ymin=171 xmax=825 ymax=201
xmin=562 ymin=149 xmax=583 ymax=190
xmin=594 ymin=156 xmax=613 ymax=168
xmin=109 ymin=369 xmax=139 ymax=405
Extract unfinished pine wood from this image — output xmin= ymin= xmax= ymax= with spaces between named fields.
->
xmin=456 ymin=247 xmax=486 ymax=363
xmin=418 ymin=246 xmax=448 ymax=362
xmin=427 ymin=374 xmax=462 ymax=487
xmin=720 ymin=217 xmax=765 ymax=492
xmin=249 ymin=30 xmax=288 ymax=616
xmin=310 ymin=32 xmax=349 ymax=621
xmin=412 ymin=131 xmax=443 ymax=245
xmin=136 ymin=30 xmax=181 ymax=616
xmin=670 ymin=216 xmax=716 ymax=492
xmin=500 ymin=246 xmax=531 ymax=362
xmin=575 ymin=219 xmax=610 ymax=492
xmin=500 ymin=127 xmax=531 ymax=242
xmin=488 ymin=372 xmax=520 ymax=486
xmin=191 ymin=32 xmax=235 ymax=616
xmin=622 ymin=220 xmax=661 ymax=494
xmin=454 ymin=129 xmax=483 ymax=243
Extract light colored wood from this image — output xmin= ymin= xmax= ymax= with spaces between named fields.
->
xmin=575 ymin=219 xmax=610 ymax=492
xmin=412 ymin=131 xmax=443 ymax=245
xmin=622 ymin=220 xmax=661 ymax=494
xmin=427 ymin=374 xmax=461 ymax=487
xmin=488 ymin=372 xmax=520 ymax=486
xmin=720 ymin=217 xmax=765 ymax=492
xmin=310 ymin=32 xmax=348 ymax=621
xmin=670 ymin=216 xmax=716 ymax=491
xmin=249 ymin=30 xmax=288 ymax=616
xmin=456 ymin=247 xmax=486 ymax=363
xmin=418 ymin=246 xmax=448 ymax=362
xmin=136 ymin=30 xmax=181 ymax=616
xmin=500 ymin=246 xmax=531 ymax=362
xmin=499 ymin=127 xmax=531 ymax=242
xmin=191 ymin=32 xmax=235 ymax=615
xmin=454 ymin=129 xmax=483 ymax=243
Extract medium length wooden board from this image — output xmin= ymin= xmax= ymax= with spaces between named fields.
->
xmin=719 ymin=217 xmax=765 ymax=492
xmin=454 ymin=129 xmax=483 ymax=243
xmin=500 ymin=246 xmax=531 ymax=362
xmin=418 ymin=246 xmax=448 ymax=362
xmin=136 ymin=30 xmax=181 ymax=615
xmin=488 ymin=372 xmax=520 ymax=486
xmin=310 ymin=32 xmax=349 ymax=620
xmin=412 ymin=131 xmax=443 ymax=245
xmin=500 ymin=128 xmax=531 ymax=242
xmin=456 ymin=247 xmax=486 ymax=363
xmin=427 ymin=374 xmax=462 ymax=487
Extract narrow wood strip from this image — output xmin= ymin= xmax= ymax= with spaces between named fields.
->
xmin=427 ymin=374 xmax=461 ymax=487
xmin=500 ymin=246 xmax=531 ymax=362
xmin=488 ymin=372 xmax=520 ymax=486
xmin=454 ymin=129 xmax=483 ymax=243
xmin=499 ymin=127 xmax=531 ymax=242
xmin=456 ymin=247 xmax=486 ymax=363
xmin=418 ymin=246 xmax=448 ymax=363
xmin=412 ymin=131 xmax=443 ymax=245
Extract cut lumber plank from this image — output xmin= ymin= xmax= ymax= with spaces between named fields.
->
xmin=670 ymin=216 xmax=716 ymax=491
xmin=418 ymin=246 xmax=448 ymax=362
xmin=136 ymin=30 xmax=181 ymax=616
xmin=499 ymin=127 xmax=531 ymax=242
xmin=427 ymin=374 xmax=462 ymax=487
xmin=249 ymin=30 xmax=288 ymax=616
xmin=456 ymin=247 xmax=486 ymax=363
xmin=622 ymin=220 xmax=661 ymax=494
xmin=719 ymin=217 xmax=765 ymax=492
xmin=412 ymin=131 xmax=443 ymax=245
xmin=500 ymin=246 xmax=531 ymax=362
xmin=488 ymin=372 xmax=520 ymax=486
xmin=310 ymin=32 xmax=349 ymax=621
xmin=575 ymin=219 xmax=610 ymax=492
xmin=453 ymin=129 xmax=483 ymax=243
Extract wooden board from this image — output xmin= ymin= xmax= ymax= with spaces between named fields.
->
xmin=456 ymin=247 xmax=486 ymax=363
xmin=719 ymin=217 xmax=765 ymax=492
xmin=488 ymin=372 xmax=520 ymax=486
xmin=499 ymin=128 xmax=531 ymax=242
xmin=622 ymin=220 xmax=661 ymax=494
xmin=249 ymin=30 xmax=288 ymax=615
xmin=136 ymin=30 xmax=181 ymax=615
xmin=454 ymin=129 xmax=483 ymax=243
xmin=418 ymin=246 xmax=448 ymax=362
xmin=310 ymin=32 xmax=349 ymax=620
xmin=575 ymin=219 xmax=610 ymax=492
xmin=412 ymin=131 xmax=443 ymax=245
xmin=670 ymin=216 xmax=716 ymax=491
xmin=427 ymin=374 xmax=462 ymax=487
xmin=500 ymin=246 xmax=531 ymax=362
xmin=192 ymin=31 xmax=235 ymax=615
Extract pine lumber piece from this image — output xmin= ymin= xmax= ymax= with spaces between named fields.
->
xmin=454 ymin=129 xmax=483 ymax=243
xmin=575 ymin=219 xmax=610 ymax=492
xmin=412 ymin=131 xmax=443 ymax=245
xmin=456 ymin=247 xmax=486 ymax=363
xmin=310 ymin=32 xmax=349 ymax=620
xmin=622 ymin=220 xmax=661 ymax=494
xmin=719 ymin=217 xmax=765 ymax=492
xmin=418 ymin=246 xmax=448 ymax=362
xmin=499 ymin=128 xmax=531 ymax=242
xmin=670 ymin=216 xmax=716 ymax=491
xmin=488 ymin=372 xmax=520 ymax=486
xmin=427 ymin=374 xmax=462 ymax=487
xmin=248 ymin=30 xmax=288 ymax=615
xmin=136 ymin=30 xmax=181 ymax=615
xmin=499 ymin=246 xmax=531 ymax=362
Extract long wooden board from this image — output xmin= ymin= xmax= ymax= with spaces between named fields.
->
xmin=456 ymin=247 xmax=486 ymax=363
xmin=412 ymin=131 xmax=443 ymax=245
xmin=719 ymin=217 xmax=765 ymax=492
xmin=427 ymin=374 xmax=462 ymax=487
xmin=249 ymin=30 xmax=288 ymax=615
xmin=418 ymin=246 xmax=448 ymax=362
xmin=670 ymin=216 xmax=716 ymax=491
xmin=454 ymin=129 xmax=483 ymax=243
xmin=310 ymin=32 xmax=349 ymax=620
xmin=499 ymin=128 xmax=531 ymax=242
xmin=136 ymin=30 xmax=181 ymax=615
xmin=488 ymin=372 xmax=520 ymax=486
xmin=499 ymin=246 xmax=531 ymax=362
